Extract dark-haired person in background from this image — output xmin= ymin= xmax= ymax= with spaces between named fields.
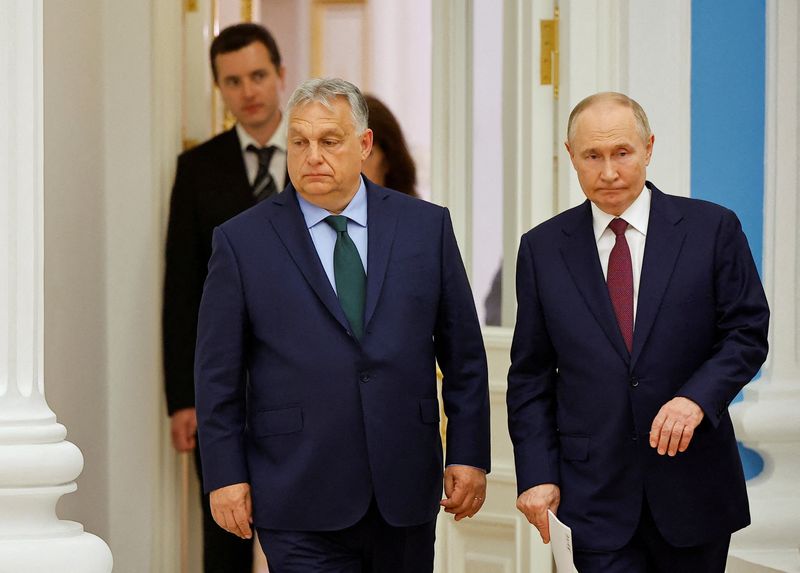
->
xmin=162 ymin=22 xmax=289 ymax=572
xmin=362 ymin=94 xmax=418 ymax=197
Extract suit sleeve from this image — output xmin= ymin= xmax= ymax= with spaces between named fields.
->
xmin=506 ymin=234 xmax=560 ymax=494
xmin=434 ymin=208 xmax=492 ymax=473
xmin=676 ymin=209 xmax=770 ymax=427
xmin=162 ymin=154 xmax=203 ymax=415
xmin=194 ymin=227 xmax=250 ymax=492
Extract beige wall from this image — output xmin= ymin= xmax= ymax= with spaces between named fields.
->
xmin=42 ymin=1 xmax=180 ymax=571
xmin=43 ymin=0 xmax=109 ymax=541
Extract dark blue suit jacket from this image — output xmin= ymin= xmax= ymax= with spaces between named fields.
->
xmin=195 ymin=179 xmax=490 ymax=531
xmin=507 ymin=183 xmax=769 ymax=551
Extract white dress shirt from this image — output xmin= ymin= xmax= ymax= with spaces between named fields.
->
xmin=236 ymin=113 xmax=288 ymax=190
xmin=590 ymin=187 xmax=651 ymax=323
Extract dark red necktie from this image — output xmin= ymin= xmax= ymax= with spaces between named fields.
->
xmin=607 ymin=218 xmax=633 ymax=352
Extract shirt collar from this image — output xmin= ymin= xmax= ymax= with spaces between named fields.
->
xmin=590 ymin=186 xmax=651 ymax=241
xmin=296 ymin=176 xmax=368 ymax=229
xmin=236 ymin=111 xmax=288 ymax=152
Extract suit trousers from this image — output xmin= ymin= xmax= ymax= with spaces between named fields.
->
xmin=194 ymin=446 xmax=254 ymax=573
xmin=573 ymin=495 xmax=731 ymax=573
xmin=257 ymin=498 xmax=437 ymax=573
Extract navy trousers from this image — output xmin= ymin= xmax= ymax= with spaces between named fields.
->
xmin=257 ymin=499 xmax=437 ymax=573
xmin=573 ymin=497 xmax=731 ymax=573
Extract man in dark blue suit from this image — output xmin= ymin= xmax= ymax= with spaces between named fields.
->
xmin=195 ymin=77 xmax=491 ymax=572
xmin=507 ymin=92 xmax=769 ymax=572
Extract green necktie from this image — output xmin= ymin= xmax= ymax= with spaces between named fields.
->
xmin=324 ymin=215 xmax=366 ymax=339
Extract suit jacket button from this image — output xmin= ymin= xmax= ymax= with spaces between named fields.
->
xmin=360 ymin=373 xmax=370 ymax=383
xmin=629 ymin=376 xmax=639 ymax=388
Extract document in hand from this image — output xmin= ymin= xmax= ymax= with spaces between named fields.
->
xmin=548 ymin=510 xmax=579 ymax=573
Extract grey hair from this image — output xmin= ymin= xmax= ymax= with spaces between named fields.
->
xmin=286 ymin=77 xmax=369 ymax=133
xmin=567 ymin=92 xmax=652 ymax=144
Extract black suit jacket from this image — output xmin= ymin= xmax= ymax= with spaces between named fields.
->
xmin=163 ymin=127 xmax=263 ymax=415
xmin=507 ymin=183 xmax=769 ymax=550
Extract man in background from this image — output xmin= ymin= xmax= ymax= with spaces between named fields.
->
xmin=195 ymin=77 xmax=491 ymax=572
xmin=162 ymin=22 xmax=288 ymax=572
xmin=507 ymin=92 xmax=769 ymax=572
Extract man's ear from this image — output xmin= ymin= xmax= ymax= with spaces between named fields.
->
xmin=360 ymin=128 xmax=374 ymax=161
xmin=644 ymin=134 xmax=655 ymax=166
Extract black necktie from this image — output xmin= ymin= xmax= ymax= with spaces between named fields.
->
xmin=246 ymin=144 xmax=278 ymax=201
xmin=324 ymin=215 xmax=366 ymax=340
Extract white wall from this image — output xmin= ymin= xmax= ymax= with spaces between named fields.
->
xmin=43 ymin=0 xmax=109 ymax=541
xmin=626 ymin=0 xmax=691 ymax=197
xmin=368 ymin=0 xmax=432 ymax=199
xmin=43 ymin=1 xmax=177 ymax=571
xmin=471 ymin=0 xmax=505 ymax=325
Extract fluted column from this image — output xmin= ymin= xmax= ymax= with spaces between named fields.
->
xmin=0 ymin=1 xmax=112 ymax=570
xmin=729 ymin=1 xmax=800 ymax=571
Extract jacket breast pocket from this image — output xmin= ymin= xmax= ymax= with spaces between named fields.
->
xmin=559 ymin=435 xmax=589 ymax=461
xmin=250 ymin=406 xmax=303 ymax=437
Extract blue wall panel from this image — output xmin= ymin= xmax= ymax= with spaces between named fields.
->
xmin=691 ymin=0 xmax=765 ymax=275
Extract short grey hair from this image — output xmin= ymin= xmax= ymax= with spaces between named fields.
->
xmin=567 ymin=92 xmax=652 ymax=144
xmin=286 ymin=77 xmax=369 ymax=133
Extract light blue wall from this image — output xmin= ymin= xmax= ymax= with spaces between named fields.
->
xmin=691 ymin=0 xmax=765 ymax=274
xmin=691 ymin=0 xmax=766 ymax=479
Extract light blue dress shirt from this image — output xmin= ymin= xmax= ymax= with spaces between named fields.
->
xmin=296 ymin=177 xmax=368 ymax=294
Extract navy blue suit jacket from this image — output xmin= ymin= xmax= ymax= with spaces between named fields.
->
xmin=195 ymin=179 xmax=490 ymax=531
xmin=507 ymin=183 xmax=769 ymax=551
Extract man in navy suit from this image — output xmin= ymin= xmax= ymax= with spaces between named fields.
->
xmin=195 ymin=78 xmax=491 ymax=572
xmin=507 ymin=92 xmax=769 ymax=572
xmin=163 ymin=23 xmax=290 ymax=571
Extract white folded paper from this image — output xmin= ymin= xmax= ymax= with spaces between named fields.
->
xmin=548 ymin=510 xmax=579 ymax=573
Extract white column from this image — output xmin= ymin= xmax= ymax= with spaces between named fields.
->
xmin=0 ymin=1 xmax=112 ymax=570
xmin=729 ymin=1 xmax=800 ymax=571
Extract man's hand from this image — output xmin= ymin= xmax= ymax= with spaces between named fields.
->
xmin=440 ymin=465 xmax=487 ymax=521
xmin=516 ymin=484 xmax=560 ymax=543
xmin=170 ymin=407 xmax=197 ymax=452
xmin=650 ymin=397 xmax=705 ymax=456
xmin=210 ymin=482 xmax=253 ymax=539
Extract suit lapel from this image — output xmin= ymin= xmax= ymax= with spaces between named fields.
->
xmin=560 ymin=202 xmax=631 ymax=364
xmin=630 ymin=184 xmax=686 ymax=368
xmin=363 ymin=183 xmax=397 ymax=330
xmin=267 ymin=187 xmax=351 ymax=333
